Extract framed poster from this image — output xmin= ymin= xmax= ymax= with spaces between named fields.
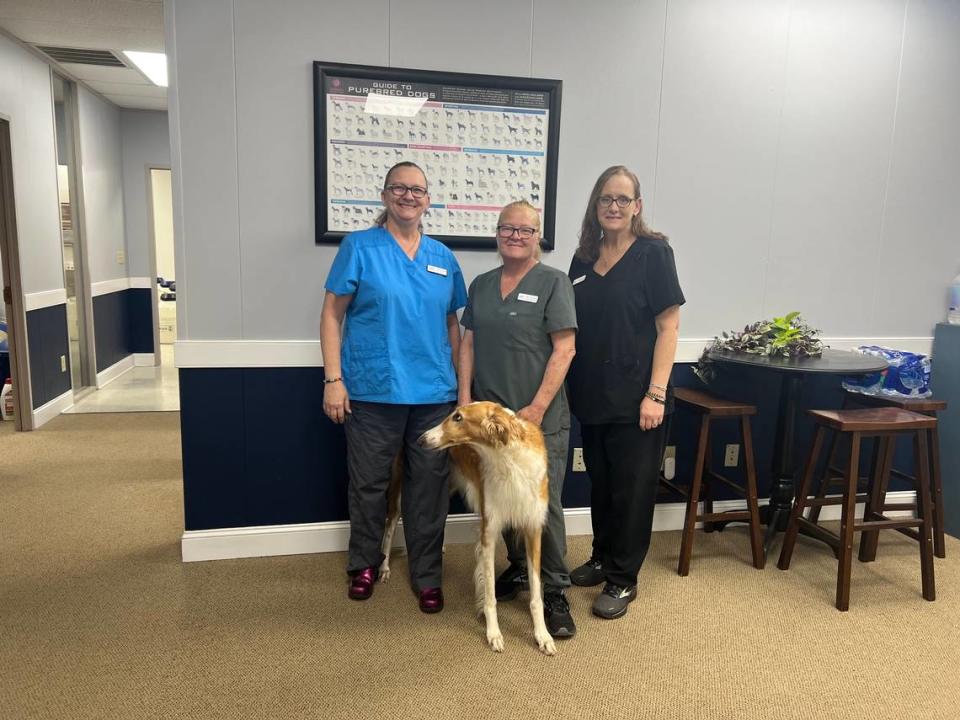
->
xmin=314 ymin=61 xmax=562 ymax=250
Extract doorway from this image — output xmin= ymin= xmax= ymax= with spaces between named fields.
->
xmin=149 ymin=167 xmax=176 ymax=359
xmin=0 ymin=118 xmax=34 ymax=431
xmin=52 ymin=74 xmax=94 ymax=397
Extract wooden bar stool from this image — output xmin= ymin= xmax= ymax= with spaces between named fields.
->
xmin=809 ymin=391 xmax=947 ymax=558
xmin=777 ymin=408 xmax=936 ymax=611
xmin=661 ymin=387 xmax=764 ymax=576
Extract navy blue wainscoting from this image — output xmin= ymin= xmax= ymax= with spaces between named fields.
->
xmin=25 ymin=303 xmax=72 ymax=409
xmin=92 ymin=288 xmax=155 ymax=372
xmin=180 ymin=362 xmax=916 ymax=532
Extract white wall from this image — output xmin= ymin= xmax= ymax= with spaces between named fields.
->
xmin=120 ymin=110 xmax=170 ymax=279
xmin=0 ymin=33 xmax=63 ymax=296
xmin=77 ymin=86 xmax=127 ymax=285
xmin=167 ymin=0 xmax=960 ymax=348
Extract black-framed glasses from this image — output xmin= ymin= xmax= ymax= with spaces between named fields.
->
xmin=597 ymin=195 xmax=637 ymax=208
xmin=385 ymin=183 xmax=428 ymax=198
xmin=496 ymin=225 xmax=538 ymax=239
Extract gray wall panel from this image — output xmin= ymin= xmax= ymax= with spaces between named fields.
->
xmin=120 ymin=110 xmax=170 ymax=279
xmin=233 ymin=0 xmax=389 ymax=340
xmin=531 ymin=0 xmax=667 ymax=276
xmin=764 ymin=0 xmax=906 ymax=336
xmin=171 ymin=0 xmax=242 ymax=339
xmin=654 ymin=0 xmax=790 ymax=337
xmin=0 ymin=34 xmax=63 ymax=295
xmin=875 ymin=0 xmax=960 ymax=334
xmin=77 ymin=86 xmax=127 ymax=285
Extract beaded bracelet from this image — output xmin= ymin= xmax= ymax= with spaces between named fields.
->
xmin=649 ymin=382 xmax=667 ymax=392
xmin=645 ymin=391 xmax=666 ymax=405
xmin=323 ymin=377 xmax=342 ymax=384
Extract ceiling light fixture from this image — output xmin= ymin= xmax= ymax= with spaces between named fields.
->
xmin=123 ymin=51 xmax=168 ymax=87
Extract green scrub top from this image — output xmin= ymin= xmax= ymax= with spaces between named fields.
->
xmin=461 ymin=263 xmax=577 ymax=435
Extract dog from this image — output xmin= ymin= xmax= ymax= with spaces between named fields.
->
xmin=419 ymin=402 xmax=555 ymax=655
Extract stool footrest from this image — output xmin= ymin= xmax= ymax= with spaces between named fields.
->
xmin=803 ymin=494 xmax=869 ymax=508
xmin=699 ymin=511 xmax=751 ymax=523
xmin=880 ymin=502 xmax=915 ymax=511
xmin=854 ymin=518 xmax=923 ymax=531
xmin=704 ymin=470 xmax=748 ymax=497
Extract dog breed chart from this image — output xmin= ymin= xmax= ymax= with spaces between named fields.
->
xmin=324 ymin=75 xmax=551 ymax=240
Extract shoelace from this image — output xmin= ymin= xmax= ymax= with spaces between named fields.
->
xmin=602 ymin=583 xmax=631 ymax=599
xmin=586 ymin=558 xmax=602 ymax=570
xmin=544 ymin=593 xmax=570 ymax=614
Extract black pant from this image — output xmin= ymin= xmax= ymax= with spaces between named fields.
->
xmin=581 ymin=422 xmax=666 ymax=587
xmin=344 ymin=400 xmax=454 ymax=590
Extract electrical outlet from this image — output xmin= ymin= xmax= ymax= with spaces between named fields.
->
xmin=662 ymin=445 xmax=676 ymax=480
xmin=116 ymin=249 xmax=125 ymax=264
xmin=572 ymin=447 xmax=586 ymax=472
xmin=724 ymin=443 xmax=740 ymax=467
xmin=60 ymin=355 xmax=67 ymax=372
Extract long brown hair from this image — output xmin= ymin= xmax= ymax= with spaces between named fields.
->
xmin=375 ymin=161 xmax=428 ymax=226
xmin=575 ymin=165 xmax=667 ymax=262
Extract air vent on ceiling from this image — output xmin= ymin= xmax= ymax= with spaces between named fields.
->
xmin=35 ymin=46 xmax=126 ymax=68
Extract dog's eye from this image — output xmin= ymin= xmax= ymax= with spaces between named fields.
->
xmin=452 ymin=412 xmax=463 ymax=422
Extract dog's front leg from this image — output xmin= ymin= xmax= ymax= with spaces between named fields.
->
xmin=479 ymin=524 xmax=504 ymax=652
xmin=523 ymin=526 xmax=556 ymax=656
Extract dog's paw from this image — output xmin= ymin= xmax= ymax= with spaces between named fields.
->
xmin=378 ymin=564 xmax=390 ymax=583
xmin=486 ymin=631 xmax=505 ymax=653
xmin=536 ymin=633 xmax=557 ymax=656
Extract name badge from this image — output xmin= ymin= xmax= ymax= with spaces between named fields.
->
xmin=518 ymin=293 xmax=539 ymax=303
xmin=572 ymin=275 xmax=586 ymax=286
xmin=426 ymin=264 xmax=448 ymax=276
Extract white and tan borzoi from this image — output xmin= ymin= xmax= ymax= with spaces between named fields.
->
xmin=419 ymin=401 xmax=555 ymax=655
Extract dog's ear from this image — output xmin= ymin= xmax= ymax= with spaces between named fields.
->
xmin=480 ymin=411 xmax=509 ymax=446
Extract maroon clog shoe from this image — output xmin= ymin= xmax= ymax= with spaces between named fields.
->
xmin=348 ymin=567 xmax=376 ymax=600
xmin=418 ymin=587 xmax=444 ymax=614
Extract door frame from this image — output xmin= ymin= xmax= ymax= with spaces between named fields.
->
xmin=147 ymin=165 xmax=172 ymax=363
xmin=0 ymin=117 xmax=35 ymax=431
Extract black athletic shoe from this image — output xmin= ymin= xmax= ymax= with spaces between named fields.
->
xmin=570 ymin=556 xmax=604 ymax=587
xmin=494 ymin=563 xmax=528 ymax=601
xmin=543 ymin=589 xmax=576 ymax=638
xmin=591 ymin=582 xmax=637 ymax=619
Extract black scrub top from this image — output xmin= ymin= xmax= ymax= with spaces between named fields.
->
xmin=566 ymin=236 xmax=685 ymax=425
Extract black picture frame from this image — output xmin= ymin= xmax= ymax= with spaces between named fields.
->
xmin=313 ymin=61 xmax=562 ymax=250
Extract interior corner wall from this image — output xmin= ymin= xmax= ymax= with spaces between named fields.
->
xmin=120 ymin=109 xmax=170 ymax=279
xmin=76 ymin=86 xmax=126 ymax=286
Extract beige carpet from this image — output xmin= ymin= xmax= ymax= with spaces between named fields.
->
xmin=1 ymin=413 xmax=959 ymax=720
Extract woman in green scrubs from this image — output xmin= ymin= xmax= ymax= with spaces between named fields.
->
xmin=458 ymin=200 xmax=578 ymax=639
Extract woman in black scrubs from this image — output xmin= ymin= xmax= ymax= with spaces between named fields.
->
xmin=566 ymin=165 xmax=685 ymax=620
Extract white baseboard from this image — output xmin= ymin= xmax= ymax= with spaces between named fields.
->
xmin=96 ymin=355 xmax=134 ymax=388
xmin=32 ymin=389 xmax=74 ymax=428
xmin=134 ymin=353 xmax=157 ymax=367
xmin=180 ymin=491 xmax=917 ymax=562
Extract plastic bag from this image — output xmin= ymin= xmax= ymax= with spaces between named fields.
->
xmin=841 ymin=345 xmax=931 ymax=398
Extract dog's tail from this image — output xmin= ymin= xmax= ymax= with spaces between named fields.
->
xmin=473 ymin=541 xmax=485 ymax=617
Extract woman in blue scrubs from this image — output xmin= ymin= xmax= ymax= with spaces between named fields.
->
xmin=321 ymin=162 xmax=467 ymax=613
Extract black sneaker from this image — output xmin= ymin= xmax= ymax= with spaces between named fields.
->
xmin=591 ymin=582 xmax=637 ymax=619
xmin=494 ymin=563 xmax=528 ymax=601
xmin=570 ymin=556 xmax=604 ymax=587
xmin=543 ymin=589 xmax=576 ymax=638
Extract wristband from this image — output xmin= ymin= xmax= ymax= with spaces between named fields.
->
xmin=645 ymin=391 xmax=665 ymax=405
xmin=649 ymin=382 xmax=667 ymax=392
xmin=323 ymin=377 xmax=342 ymax=385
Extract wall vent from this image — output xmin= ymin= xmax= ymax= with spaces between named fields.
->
xmin=35 ymin=46 xmax=126 ymax=68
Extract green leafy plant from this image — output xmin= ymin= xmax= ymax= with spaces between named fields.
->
xmin=694 ymin=311 xmax=824 ymax=384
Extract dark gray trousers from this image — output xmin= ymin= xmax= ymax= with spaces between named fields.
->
xmin=504 ymin=428 xmax=571 ymax=591
xmin=344 ymin=400 xmax=454 ymax=590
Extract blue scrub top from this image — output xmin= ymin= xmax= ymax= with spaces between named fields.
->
xmin=325 ymin=226 xmax=467 ymax=404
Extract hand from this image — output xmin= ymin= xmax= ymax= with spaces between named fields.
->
xmin=323 ymin=382 xmax=351 ymax=424
xmin=517 ymin=404 xmax=546 ymax=426
xmin=639 ymin=396 xmax=664 ymax=431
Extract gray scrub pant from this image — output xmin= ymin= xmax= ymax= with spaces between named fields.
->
xmin=344 ymin=400 xmax=454 ymax=590
xmin=504 ymin=428 xmax=571 ymax=591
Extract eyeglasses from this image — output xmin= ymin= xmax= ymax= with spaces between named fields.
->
xmin=385 ymin=183 xmax=428 ymax=198
xmin=496 ymin=225 xmax=538 ymax=239
xmin=597 ymin=195 xmax=637 ymax=208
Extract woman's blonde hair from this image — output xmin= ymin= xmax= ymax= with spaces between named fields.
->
xmin=375 ymin=161 xmax=428 ymax=227
xmin=575 ymin=165 xmax=666 ymax=262
xmin=497 ymin=199 xmax=542 ymax=260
